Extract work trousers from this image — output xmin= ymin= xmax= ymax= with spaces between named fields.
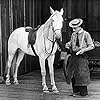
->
xmin=72 ymin=77 xmax=88 ymax=96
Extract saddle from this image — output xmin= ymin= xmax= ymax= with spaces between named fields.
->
xmin=25 ymin=25 xmax=40 ymax=47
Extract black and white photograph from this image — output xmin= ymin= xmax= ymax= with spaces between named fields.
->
xmin=0 ymin=0 xmax=100 ymax=100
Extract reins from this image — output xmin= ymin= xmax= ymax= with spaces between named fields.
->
xmin=43 ymin=20 xmax=59 ymax=58
xmin=43 ymin=12 xmax=62 ymax=58
xmin=44 ymin=34 xmax=55 ymax=55
xmin=43 ymin=22 xmax=56 ymax=55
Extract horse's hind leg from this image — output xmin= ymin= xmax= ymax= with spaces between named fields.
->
xmin=6 ymin=53 xmax=15 ymax=85
xmin=47 ymin=55 xmax=59 ymax=93
xmin=39 ymin=57 xmax=49 ymax=92
xmin=13 ymin=50 xmax=25 ymax=85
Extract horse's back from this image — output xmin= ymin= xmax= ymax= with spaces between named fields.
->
xmin=8 ymin=27 xmax=27 ymax=46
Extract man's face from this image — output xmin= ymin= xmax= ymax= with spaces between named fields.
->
xmin=72 ymin=27 xmax=81 ymax=32
xmin=73 ymin=28 xmax=76 ymax=31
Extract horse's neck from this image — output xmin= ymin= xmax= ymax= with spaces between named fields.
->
xmin=36 ymin=17 xmax=54 ymax=42
xmin=48 ymin=26 xmax=54 ymax=40
xmin=36 ymin=25 xmax=44 ymax=41
xmin=43 ymin=20 xmax=54 ymax=41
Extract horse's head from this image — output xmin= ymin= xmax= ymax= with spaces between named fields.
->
xmin=50 ymin=7 xmax=64 ymax=39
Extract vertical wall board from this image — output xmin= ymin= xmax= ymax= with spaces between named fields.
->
xmin=20 ymin=0 xmax=24 ymax=26
xmin=25 ymin=0 xmax=30 ymax=26
xmin=12 ymin=0 xmax=16 ymax=30
xmin=0 ymin=0 xmax=2 ymax=76
xmin=5 ymin=0 xmax=10 ymax=74
xmin=1 ymin=0 xmax=6 ymax=76
xmin=9 ymin=0 xmax=13 ymax=34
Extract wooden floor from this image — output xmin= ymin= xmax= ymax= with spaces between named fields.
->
xmin=0 ymin=68 xmax=100 ymax=100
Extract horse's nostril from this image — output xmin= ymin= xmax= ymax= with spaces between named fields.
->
xmin=56 ymin=35 xmax=61 ymax=39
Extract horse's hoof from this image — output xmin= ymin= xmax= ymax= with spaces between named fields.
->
xmin=52 ymin=86 xmax=59 ymax=93
xmin=43 ymin=90 xmax=49 ymax=93
xmin=5 ymin=81 xmax=11 ymax=85
xmin=52 ymin=89 xmax=59 ymax=93
xmin=43 ymin=86 xmax=49 ymax=93
xmin=13 ymin=81 xmax=19 ymax=85
xmin=14 ymin=82 xmax=19 ymax=85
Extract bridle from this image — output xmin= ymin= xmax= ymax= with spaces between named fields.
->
xmin=44 ymin=13 xmax=62 ymax=56
xmin=47 ymin=13 xmax=62 ymax=42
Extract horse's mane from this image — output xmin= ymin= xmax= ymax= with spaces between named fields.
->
xmin=37 ymin=11 xmax=60 ymax=38
xmin=44 ymin=11 xmax=59 ymax=27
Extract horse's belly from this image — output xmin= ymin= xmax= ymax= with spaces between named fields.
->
xmin=18 ymin=38 xmax=36 ymax=56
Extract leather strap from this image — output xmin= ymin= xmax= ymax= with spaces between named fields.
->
xmin=31 ymin=45 xmax=38 ymax=56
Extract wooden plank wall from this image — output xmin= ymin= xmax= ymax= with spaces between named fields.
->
xmin=87 ymin=0 xmax=100 ymax=41
xmin=62 ymin=0 xmax=87 ymax=45
xmin=1 ymin=0 xmax=10 ymax=77
xmin=64 ymin=0 xmax=100 ymax=58
xmin=0 ymin=0 xmax=43 ymax=77
xmin=64 ymin=0 xmax=100 ymax=42
xmin=0 ymin=0 xmax=3 ymax=77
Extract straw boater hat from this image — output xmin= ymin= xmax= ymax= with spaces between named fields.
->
xmin=69 ymin=18 xmax=83 ymax=28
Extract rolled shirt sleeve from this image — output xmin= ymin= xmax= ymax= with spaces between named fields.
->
xmin=85 ymin=32 xmax=94 ymax=48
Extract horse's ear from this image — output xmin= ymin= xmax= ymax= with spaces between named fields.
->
xmin=50 ymin=6 xmax=54 ymax=14
xmin=60 ymin=8 xmax=64 ymax=15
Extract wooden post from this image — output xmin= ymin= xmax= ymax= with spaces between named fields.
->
xmin=0 ymin=0 xmax=3 ymax=77
xmin=66 ymin=0 xmax=71 ymax=18
xmin=0 ymin=0 xmax=5 ymax=82
xmin=24 ymin=0 xmax=26 ymax=27
xmin=33 ymin=0 xmax=34 ymax=28
xmin=9 ymin=0 xmax=13 ymax=33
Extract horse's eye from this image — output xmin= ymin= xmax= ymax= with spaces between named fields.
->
xmin=52 ymin=20 xmax=54 ymax=22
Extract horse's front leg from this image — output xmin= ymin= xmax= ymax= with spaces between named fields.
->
xmin=47 ymin=55 xmax=59 ymax=93
xmin=39 ymin=57 xmax=49 ymax=92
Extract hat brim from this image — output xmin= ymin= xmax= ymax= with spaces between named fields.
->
xmin=69 ymin=18 xmax=83 ymax=28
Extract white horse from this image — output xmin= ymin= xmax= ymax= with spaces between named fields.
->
xmin=6 ymin=7 xmax=63 ymax=93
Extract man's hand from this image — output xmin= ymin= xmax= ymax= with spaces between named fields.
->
xmin=65 ymin=43 xmax=70 ymax=49
xmin=76 ymin=49 xmax=84 ymax=55
xmin=73 ymin=46 xmax=81 ymax=52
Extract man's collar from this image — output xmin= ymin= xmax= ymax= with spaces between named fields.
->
xmin=78 ymin=28 xmax=83 ymax=34
xmin=72 ymin=28 xmax=83 ymax=35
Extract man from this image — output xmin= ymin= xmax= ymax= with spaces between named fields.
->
xmin=65 ymin=18 xmax=94 ymax=97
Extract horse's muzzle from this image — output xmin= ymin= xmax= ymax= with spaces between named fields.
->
xmin=55 ymin=30 xmax=61 ymax=39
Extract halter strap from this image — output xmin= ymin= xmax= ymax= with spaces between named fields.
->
xmin=53 ymin=29 xmax=61 ymax=33
xmin=43 ymin=12 xmax=62 ymax=57
xmin=51 ymin=20 xmax=61 ymax=38
xmin=44 ymin=34 xmax=56 ymax=55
